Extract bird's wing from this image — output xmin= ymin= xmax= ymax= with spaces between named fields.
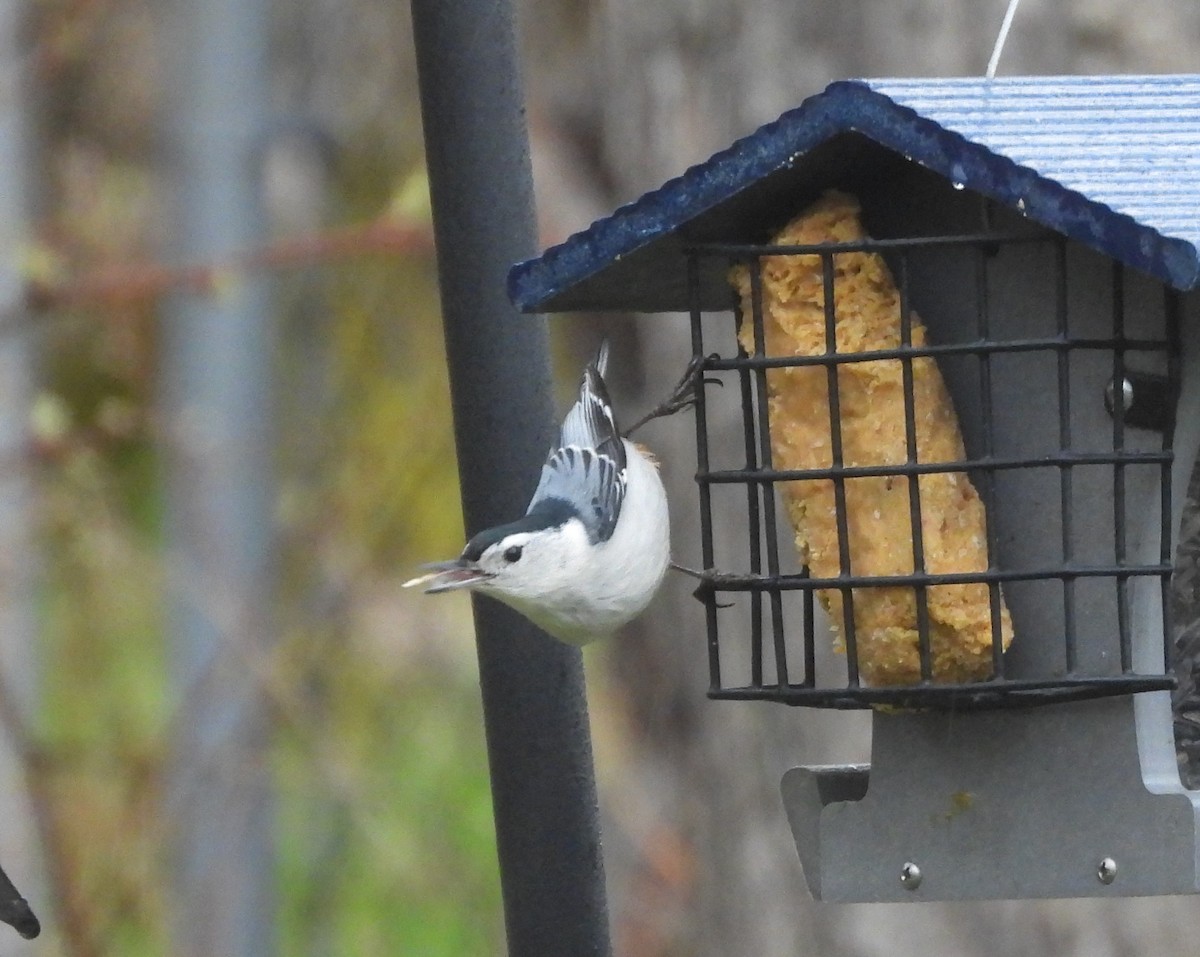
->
xmin=528 ymin=340 xmax=627 ymax=543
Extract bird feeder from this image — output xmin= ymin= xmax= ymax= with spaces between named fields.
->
xmin=507 ymin=75 xmax=1200 ymax=902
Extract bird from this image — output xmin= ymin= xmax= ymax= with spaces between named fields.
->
xmin=404 ymin=340 xmax=672 ymax=645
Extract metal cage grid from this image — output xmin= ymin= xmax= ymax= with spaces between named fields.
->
xmin=687 ymin=230 xmax=1181 ymax=710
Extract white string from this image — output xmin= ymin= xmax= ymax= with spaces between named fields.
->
xmin=986 ymin=0 xmax=1022 ymax=78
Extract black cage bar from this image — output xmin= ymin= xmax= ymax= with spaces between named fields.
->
xmin=688 ymin=227 xmax=1180 ymax=710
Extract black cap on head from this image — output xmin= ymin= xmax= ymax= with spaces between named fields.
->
xmin=461 ymin=498 xmax=580 ymax=562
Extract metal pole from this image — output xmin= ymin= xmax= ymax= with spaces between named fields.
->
xmin=164 ymin=0 xmax=275 ymax=954
xmin=409 ymin=4 xmax=612 ymax=956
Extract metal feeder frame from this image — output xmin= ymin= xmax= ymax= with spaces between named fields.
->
xmin=686 ymin=224 xmax=1181 ymax=712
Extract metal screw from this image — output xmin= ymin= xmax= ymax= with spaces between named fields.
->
xmin=900 ymin=862 xmax=922 ymax=890
xmin=1104 ymin=377 xmax=1134 ymax=415
xmin=1097 ymin=857 xmax=1118 ymax=885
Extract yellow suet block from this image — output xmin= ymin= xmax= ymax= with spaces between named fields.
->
xmin=729 ymin=190 xmax=1013 ymax=686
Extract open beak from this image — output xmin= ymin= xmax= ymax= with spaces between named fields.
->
xmin=402 ymin=559 xmax=493 ymax=593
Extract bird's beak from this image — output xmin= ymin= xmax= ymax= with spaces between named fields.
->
xmin=402 ymin=559 xmax=493 ymax=593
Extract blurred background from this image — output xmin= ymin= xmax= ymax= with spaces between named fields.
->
xmin=3 ymin=0 xmax=1200 ymax=955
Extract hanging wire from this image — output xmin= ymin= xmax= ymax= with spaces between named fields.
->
xmin=986 ymin=0 xmax=1023 ymax=78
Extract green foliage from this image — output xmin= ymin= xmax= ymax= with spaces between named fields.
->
xmin=38 ymin=413 xmax=171 ymax=955
xmin=325 ymin=252 xmax=465 ymax=565
xmin=31 ymin=148 xmax=503 ymax=955
xmin=276 ymin=625 xmax=502 ymax=957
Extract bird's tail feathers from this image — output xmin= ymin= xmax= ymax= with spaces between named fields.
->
xmin=592 ymin=338 xmax=610 ymax=380
xmin=557 ymin=338 xmax=620 ymax=452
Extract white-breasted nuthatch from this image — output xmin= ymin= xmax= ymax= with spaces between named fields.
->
xmin=404 ymin=341 xmax=671 ymax=644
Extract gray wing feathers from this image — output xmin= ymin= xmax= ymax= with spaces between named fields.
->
xmin=528 ymin=341 xmax=627 ymax=543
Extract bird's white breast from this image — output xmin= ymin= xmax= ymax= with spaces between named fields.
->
xmin=501 ymin=439 xmax=670 ymax=645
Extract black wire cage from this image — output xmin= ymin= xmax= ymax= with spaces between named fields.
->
xmin=686 ymin=203 xmax=1181 ymax=711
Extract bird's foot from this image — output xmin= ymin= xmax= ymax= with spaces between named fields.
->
xmin=624 ymin=354 xmax=719 ymax=436
xmin=669 ymin=561 xmax=706 ymax=579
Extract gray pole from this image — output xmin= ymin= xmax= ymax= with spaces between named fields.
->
xmin=163 ymin=0 xmax=275 ymax=954
xmin=409 ymin=3 xmax=613 ymax=956
xmin=0 ymin=0 xmax=41 ymax=947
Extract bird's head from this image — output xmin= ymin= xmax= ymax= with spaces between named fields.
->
xmin=404 ymin=498 xmax=587 ymax=605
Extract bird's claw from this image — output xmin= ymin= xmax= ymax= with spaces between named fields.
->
xmin=625 ymin=353 xmax=719 ymax=435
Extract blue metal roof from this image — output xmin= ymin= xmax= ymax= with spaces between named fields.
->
xmin=509 ymin=74 xmax=1200 ymax=313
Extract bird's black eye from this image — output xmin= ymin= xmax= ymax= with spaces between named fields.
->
xmin=503 ymin=545 xmax=523 ymax=563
